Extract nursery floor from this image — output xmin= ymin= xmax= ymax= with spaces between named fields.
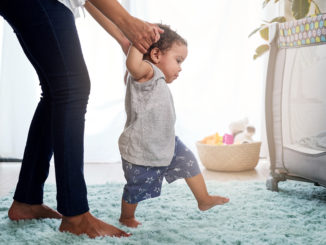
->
xmin=0 ymin=159 xmax=270 ymax=197
xmin=1 ymin=180 xmax=326 ymax=245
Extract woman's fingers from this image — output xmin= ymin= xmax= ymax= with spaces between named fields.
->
xmin=152 ymin=28 xmax=159 ymax=43
xmin=126 ymin=20 xmax=164 ymax=53
xmin=149 ymin=23 xmax=163 ymax=43
xmin=134 ymin=43 xmax=147 ymax=54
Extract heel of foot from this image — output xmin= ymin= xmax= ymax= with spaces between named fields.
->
xmin=119 ymin=217 xmax=141 ymax=228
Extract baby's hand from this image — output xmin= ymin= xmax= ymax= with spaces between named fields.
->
xmin=147 ymin=22 xmax=163 ymax=43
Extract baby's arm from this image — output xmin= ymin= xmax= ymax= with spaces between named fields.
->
xmin=126 ymin=46 xmax=154 ymax=82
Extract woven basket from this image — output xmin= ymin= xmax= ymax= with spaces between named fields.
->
xmin=196 ymin=141 xmax=261 ymax=172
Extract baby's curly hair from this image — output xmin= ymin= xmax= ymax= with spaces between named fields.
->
xmin=143 ymin=24 xmax=187 ymax=61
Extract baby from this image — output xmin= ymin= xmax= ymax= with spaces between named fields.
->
xmin=118 ymin=24 xmax=229 ymax=228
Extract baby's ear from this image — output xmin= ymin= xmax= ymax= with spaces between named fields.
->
xmin=150 ymin=47 xmax=161 ymax=64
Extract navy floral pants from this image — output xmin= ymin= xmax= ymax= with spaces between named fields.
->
xmin=122 ymin=137 xmax=201 ymax=204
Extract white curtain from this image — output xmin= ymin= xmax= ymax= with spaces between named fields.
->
xmin=0 ymin=0 xmax=266 ymax=162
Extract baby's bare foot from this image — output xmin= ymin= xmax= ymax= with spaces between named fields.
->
xmin=8 ymin=200 xmax=62 ymax=221
xmin=60 ymin=212 xmax=131 ymax=238
xmin=119 ymin=217 xmax=142 ymax=228
xmin=198 ymin=195 xmax=229 ymax=211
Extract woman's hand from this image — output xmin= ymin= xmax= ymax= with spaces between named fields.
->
xmin=122 ymin=17 xmax=164 ymax=53
xmin=87 ymin=0 xmax=163 ymax=53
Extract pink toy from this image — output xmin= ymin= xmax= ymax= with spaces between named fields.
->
xmin=223 ymin=133 xmax=234 ymax=145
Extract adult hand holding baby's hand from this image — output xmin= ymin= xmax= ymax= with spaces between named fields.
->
xmin=146 ymin=22 xmax=163 ymax=43
xmin=124 ymin=18 xmax=164 ymax=53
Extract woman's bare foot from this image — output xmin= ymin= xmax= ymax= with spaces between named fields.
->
xmin=59 ymin=211 xmax=131 ymax=238
xmin=8 ymin=200 xmax=62 ymax=220
xmin=198 ymin=195 xmax=229 ymax=211
xmin=119 ymin=217 xmax=141 ymax=228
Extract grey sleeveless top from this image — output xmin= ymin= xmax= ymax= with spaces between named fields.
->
xmin=118 ymin=62 xmax=176 ymax=167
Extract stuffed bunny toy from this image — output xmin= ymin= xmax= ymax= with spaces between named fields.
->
xmin=229 ymin=118 xmax=255 ymax=144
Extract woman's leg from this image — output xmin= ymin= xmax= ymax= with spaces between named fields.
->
xmin=3 ymin=2 xmax=60 ymax=220
xmin=8 ymin=88 xmax=61 ymax=219
xmin=2 ymin=0 xmax=90 ymax=217
xmin=12 ymin=35 xmax=54 ymax=207
xmin=1 ymin=0 xmax=129 ymax=238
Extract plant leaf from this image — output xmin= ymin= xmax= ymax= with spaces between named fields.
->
xmin=259 ymin=27 xmax=269 ymax=41
xmin=268 ymin=16 xmax=287 ymax=23
xmin=248 ymin=24 xmax=266 ymax=38
xmin=263 ymin=0 xmax=271 ymax=8
xmin=292 ymin=0 xmax=311 ymax=19
xmin=312 ymin=1 xmax=321 ymax=14
xmin=253 ymin=44 xmax=270 ymax=60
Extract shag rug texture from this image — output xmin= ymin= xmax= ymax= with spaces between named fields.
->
xmin=0 ymin=180 xmax=326 ymax=245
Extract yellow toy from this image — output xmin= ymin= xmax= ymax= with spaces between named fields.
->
xmin=201 ymin=133 xmax=223 ymax=145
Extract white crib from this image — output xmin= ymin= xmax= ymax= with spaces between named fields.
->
xmin=265 ymin=14 xmax=326 ymax=191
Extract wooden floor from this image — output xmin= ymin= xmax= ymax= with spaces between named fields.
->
xmin=0 ymin=159 xmax=270 ymax=198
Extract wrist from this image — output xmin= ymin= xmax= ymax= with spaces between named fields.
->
xmin=120 ymin=38 xmax=131 ymax=55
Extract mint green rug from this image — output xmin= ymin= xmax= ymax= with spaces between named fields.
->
xmin=0 ymin=180 xmax=325 ymax=245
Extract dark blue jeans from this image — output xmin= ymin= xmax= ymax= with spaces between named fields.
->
xmin=0 ymin=0 xmax=90 ymax=216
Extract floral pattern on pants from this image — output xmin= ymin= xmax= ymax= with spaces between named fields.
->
xmin=122 ymin=136 xmax=201 ymax=204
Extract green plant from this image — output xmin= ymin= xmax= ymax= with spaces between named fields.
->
xmin=249 ymin=0 xmax=321 ymax=59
